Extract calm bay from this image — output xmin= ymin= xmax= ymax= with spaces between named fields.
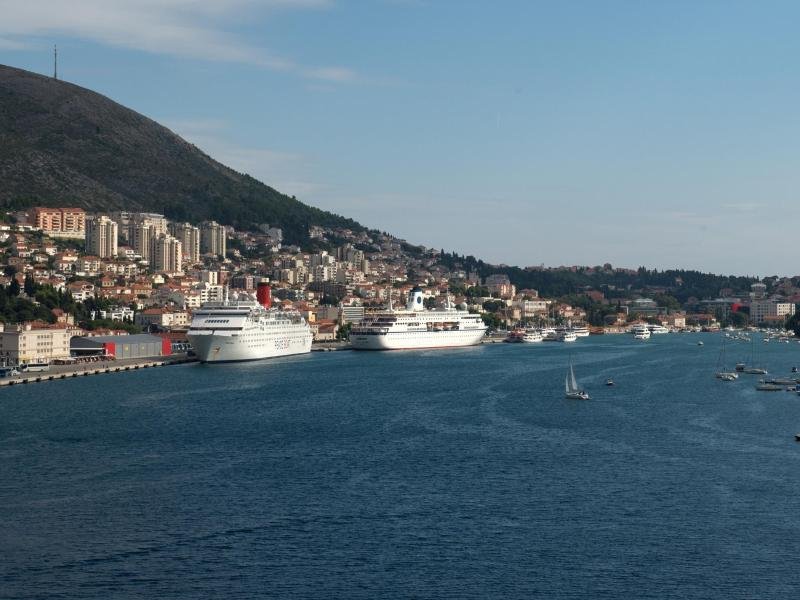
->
xmin=3 ymin=333 xmax=800 ymax=599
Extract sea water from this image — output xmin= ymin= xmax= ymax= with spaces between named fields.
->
xmin=3 ymin=333 xmax=800 ymax=599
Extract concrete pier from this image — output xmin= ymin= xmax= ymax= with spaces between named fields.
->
xmin=0 ymin=356 xmax=197 ymax=388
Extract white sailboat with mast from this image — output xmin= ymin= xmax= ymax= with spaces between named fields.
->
xmin=565 ymin=360 xmax=590 ymax=400
xmin=743 ymin=336 xmax=768 ymax=375
xmin=715 ymin=335 xmax=738 ymax=381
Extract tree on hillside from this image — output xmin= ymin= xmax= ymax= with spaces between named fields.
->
xmin=482 ymin=300 xmax=504 ymax=313
xmin=727 ymin=311 xmax=749 ymax=329
xmin=23 ymin=274 xmax=36 ymax=297
xmin=481 ymin=312 xmax=501 ymax=329
xmin=465 ymin=286 xmax=489 ymax=298
xmin=786 ymin=309 xmax=800 ymax=336
xmin=652 ymin=293 xmax=681 ymax=311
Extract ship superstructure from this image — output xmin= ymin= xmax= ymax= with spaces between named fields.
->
xmin=187 ymin=284 xmax=312 ymax=362
xmin=350 ymin=288 xmax=487 ymax=350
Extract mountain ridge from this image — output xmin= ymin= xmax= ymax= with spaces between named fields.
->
xmin=0 ymin=64 xmax=362 ymax=243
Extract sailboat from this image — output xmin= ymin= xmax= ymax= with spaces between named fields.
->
xmin=565 ymin=361 xmax=590 ymax=400
xmin=743 ymin=336 xmax=768 ymax=375
xmin=715 ymin=335 xmax=738 ymax=381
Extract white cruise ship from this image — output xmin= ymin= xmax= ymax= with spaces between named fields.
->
xmin=187 ymin=285 xmax=313 ymax=362
xmin=350 ymin=288 xmax=487 ymax=350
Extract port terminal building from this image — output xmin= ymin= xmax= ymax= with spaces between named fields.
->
xmin=70 ymin=334 xmax=171 ymax=360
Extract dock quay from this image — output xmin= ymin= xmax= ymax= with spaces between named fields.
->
xmin=0 ymin=355 xmax=197 ymax=388
xmin=311 ymin=342 xmax=352 ymax=351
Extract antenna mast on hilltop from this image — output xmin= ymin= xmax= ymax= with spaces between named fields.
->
xmin=53 ymin=45 xmax=58 ymax=80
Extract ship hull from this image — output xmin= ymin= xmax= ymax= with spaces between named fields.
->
xmin=188 ymin=330 xmax=312 ymax=362
xmin=350 ymin=328 xmax=486 ymax=350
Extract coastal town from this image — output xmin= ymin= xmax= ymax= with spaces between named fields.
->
xmin=0 ymin=205 xmax=798 ymax=371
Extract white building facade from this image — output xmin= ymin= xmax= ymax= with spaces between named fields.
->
xmin=0 ymin=323 xmax=72 ymax=364
xmin=750 ymin=299 xmax=795 ymax=325
xmin=85 ymin=216 xmax=119 ymax=259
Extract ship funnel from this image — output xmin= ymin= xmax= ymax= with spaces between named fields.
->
xmin=256 ymin=282 xmax=272 ymax=308
xmin=406 ymin=287 xmax=425 ymax=311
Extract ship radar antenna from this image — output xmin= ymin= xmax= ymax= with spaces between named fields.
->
xmin=53 ymin=44 xmax=58 ymax=80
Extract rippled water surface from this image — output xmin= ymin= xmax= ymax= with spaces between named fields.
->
xmin=3 ymin=334 xmax=800 ymax=599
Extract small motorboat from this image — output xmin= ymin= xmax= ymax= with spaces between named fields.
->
xmin=605 ymin=379 xmax=615 ymax=386
xmin=795 ymin=433 xmax=800 ymax=442
xmin=697 ymin=341 xmax=704 ymax=346
xmin=793 ymin=367 xmax=798 ymax=373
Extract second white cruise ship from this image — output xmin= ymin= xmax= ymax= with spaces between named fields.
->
xmin=350 ymin=288 xmax=487 ymax=350
xmin=187 ymin=284 xmax=313 ymax=362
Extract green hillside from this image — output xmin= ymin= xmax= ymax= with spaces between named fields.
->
xmin=0 ymin=64 xmax=362 ymax=243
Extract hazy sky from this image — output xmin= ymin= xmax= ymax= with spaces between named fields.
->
xmin=2 ymin=1 xmax=799 ymax=276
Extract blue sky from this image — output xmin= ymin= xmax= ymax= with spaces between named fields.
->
xmin=2 ymin=1 xmax=799 ymax=276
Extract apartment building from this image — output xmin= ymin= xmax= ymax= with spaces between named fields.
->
xmin=150 ymin=234 xmax=183 ymax=274
xmin=32 ymin=207 xmax=86 ymax=239
xmin=750 ymin=299 xmax=795 ymax=325
xmin=132 ymin=223 xmax=152 ymax=261
xmin=170 ymin=222 xmax=201 ymax=264
xmin=200 ymin=221 xmax=226 ymax=257
xmin=85 ymin=216 xmax=119 ymax=258
xmin=134 ymin=308 xmax=190 ymax=329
